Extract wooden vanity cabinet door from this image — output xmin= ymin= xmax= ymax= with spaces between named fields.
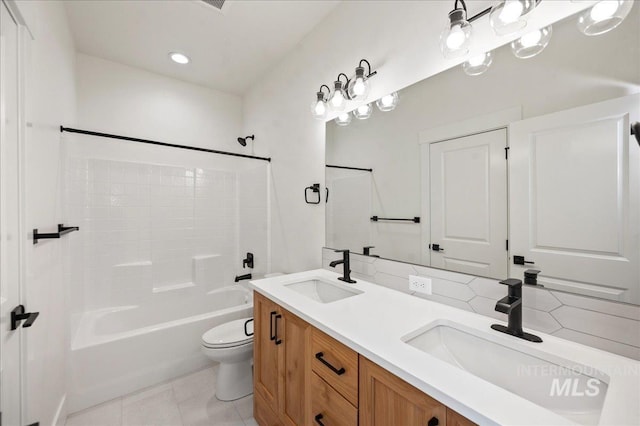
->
xmin=446 ymin=408 xmax=477 ymax=426
xmin=254 ymin=293 xmax=281 ymax=411
xmin=279 ymin=309 xmax=310 ymax=426
xmin=359 ymin=356 xmax=446 ymax=426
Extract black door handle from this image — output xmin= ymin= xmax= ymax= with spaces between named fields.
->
xmin=431 ymin=243 xmax=444 ymax=252
xmin=269 ymin=311 xmax=276 ymax=341
xmin=11 ymin=305 xmax=40 ymax=331
xmin=428 ymin=417 xmax=439 ymax=426
xmin=325 ymin=187 xmax=329 ymax=203
xmin=314 ymin=414 xmax=325 ymax=426
xmin=274 ymin=314 xmax=282 ymax=345
xmin=514 ymin=255 xmax=535 ymax=265
xmin=315 ymin=352 xmax=346 ymax=375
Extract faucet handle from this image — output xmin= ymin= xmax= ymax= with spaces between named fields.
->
xmin=498 ymin=278 xmax=522 ymax=288
xmin=334 ymin=249 xmax=349 ymax=253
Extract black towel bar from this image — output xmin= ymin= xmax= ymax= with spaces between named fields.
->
xmin=33 ymin=224 xmax=80 ymax=244
xmin=370 ymin=216 xmax=420 ymax=223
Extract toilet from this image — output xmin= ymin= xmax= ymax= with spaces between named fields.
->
xmin=201 ymin=317 xmax=254 ymax=401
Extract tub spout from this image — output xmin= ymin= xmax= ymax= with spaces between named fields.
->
xmin=235 ymin=273 xmax=252 ymax=282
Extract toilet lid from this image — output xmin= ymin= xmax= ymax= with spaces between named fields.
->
xmin=202 ymin=317 xmax=254 ymax=348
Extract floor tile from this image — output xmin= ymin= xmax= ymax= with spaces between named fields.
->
xmin=122 ymin=385 xmax=182 ymax=426
xmin=178 ymin=391 xmax=244 ymax=426
xmin=233 ymin=395 xmax=253 ymax=421
xmin=66 ymin=398 xmax=122 ymax=426
xmin=243 ymin=418 xmax=259 ymax=426
xmin=171 ymin=366 xmax=217 ymax=404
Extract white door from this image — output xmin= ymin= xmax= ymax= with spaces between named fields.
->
xmin=429 ymin=129 xmax=508 ymax=278
xmin=0 ymin=1 xmax=24 ymax=424
xmin=510 ymin=94 xmax=640 ymax=304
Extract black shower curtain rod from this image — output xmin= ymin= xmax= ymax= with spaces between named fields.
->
xmin=326 ymin=164 xmax=373 ymax=172
xmin=60 ymin=126 xmax=271 ymax=162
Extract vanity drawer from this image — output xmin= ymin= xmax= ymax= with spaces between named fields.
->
xmin=311 ymin=327 xmax=359 ymax=406
xmin=310 ymin=372 xmax=358 ymax=426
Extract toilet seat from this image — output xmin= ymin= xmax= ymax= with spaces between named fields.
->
xmin=202 ymin=317 xmax=253 ymax=349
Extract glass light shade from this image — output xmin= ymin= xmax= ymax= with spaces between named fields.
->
xmin=439 ymin=9 xmax=472 ymax=58
xmin=462 ymin=52 xmax=493 ymax=76
xmin=329 ymin=81 xmax=347 ymax=112
xmin=376 ymin=92 xmax=399 ymax=112
xmin=335 ymin=112 xmax=352 ymax=126
xmin=511 ymin=25 xmax=553 ymax=59
xmin=489 ymin=0 xmax=538 ymax=35
xmin=353 ymin=103 xmax=373 ymax=120
xmin=310 ymin=92 xmax=328 ymax=120
xmin=347 ymin=67 xmax=371 ymax=101
xmin=577 ymin=1 xmax=633 ymax=36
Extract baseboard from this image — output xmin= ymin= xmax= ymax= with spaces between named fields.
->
xmin=52 ymin=394 xmax=67 ymax=426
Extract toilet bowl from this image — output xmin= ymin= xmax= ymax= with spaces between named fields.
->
xmin=201 ymin=317 xmax=254 ymax=401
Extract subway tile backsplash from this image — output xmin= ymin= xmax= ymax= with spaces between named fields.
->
xmin=322 ymin=248 xmax=640 ymax=360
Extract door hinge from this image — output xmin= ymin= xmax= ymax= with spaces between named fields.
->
xmin=506 ymin=239 xmax=509 ymax=251
xmin=505 ymin=146 xmax=510 ymax=160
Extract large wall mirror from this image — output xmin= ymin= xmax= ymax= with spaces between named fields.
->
xmin=325 ymin=9 xmax=640 ymax=305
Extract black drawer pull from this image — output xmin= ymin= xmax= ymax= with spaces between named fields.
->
xmin=269 ymin=311 xmax=276 ymax=341
xmin=315 ymin=352 xmax=345 ymax=375
xmin=428 ymin=416 xmax=439 ymax=426
xmin=274 ymin=314 xmax=282 ymax=345
xmin=315 ymin=414 xmax=325 ymax=426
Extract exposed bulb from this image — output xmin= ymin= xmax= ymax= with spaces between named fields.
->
xmin=310 ymin=91 xmax=328 ymax=120
xmin=353 ymin=103 xmax=373 ymax=120
xmin=520 ymin=29 xmax=542 ymax=47
xmin=329 ymin=81 xmax=347 ymax=112
xmin=511 ymin=25 xmax=553 ymax=59
xmin=500 ymin=0 xmax=524 ymax=23
xmin=376 ymin=92 xmax=399 ymax=112
xmin=335 ymin=112 xmax=352 ymax=126
xmin=463 ymin=51 xmax=493 ymax=76
xmin=314 ymin=102 xmax=326 ymax=116
xmin=347 ymin=66 xmax=371 ymax=101
xmin=578 ymin=0 xmax=633 ymax=36
xmin=439 ymin=9 xmax=472 ymax=58
xmin=490 ymin=0 xmax=537 ymax=36
xmin=352 ymin=78 xmax=366 ymax=96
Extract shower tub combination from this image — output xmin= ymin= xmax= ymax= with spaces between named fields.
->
xmin=67 ymin=284 xmax=253 ymax=413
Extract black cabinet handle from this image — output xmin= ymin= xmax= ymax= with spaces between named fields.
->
xmin=315 ymin=352 xmax=345 ymax=375
xmin=314 ymin=414 xmax=325 ymax=426
xmin=269 ymin=311 xmax=276 ymax=341
xmin=11 ymin=305 xmax=40 ymax=331
xmin=428 ymin=417 xmax=439 ymax=426
xmin=274 ymin=314 xmax=282 ymax=345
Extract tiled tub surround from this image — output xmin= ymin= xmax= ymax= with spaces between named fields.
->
xmin=64 ymin=158 xmax=267 ymax=413
xmin=322 ymin=248 xmax=640 ymax=360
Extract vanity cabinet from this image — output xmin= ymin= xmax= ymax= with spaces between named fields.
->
xmin=254 ymin=294 xmax=476 ymax=426
xmin=254 ymin=292 xmax=311 ymax=426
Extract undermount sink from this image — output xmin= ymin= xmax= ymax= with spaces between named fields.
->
xmin=403 ymin=321 xmax=609 ymax=426
xmin=284 ymin=278 xmax=363 ymax=303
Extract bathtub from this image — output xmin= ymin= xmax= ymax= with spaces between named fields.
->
xmin=67 ymin=285 xmax=253 ymax=413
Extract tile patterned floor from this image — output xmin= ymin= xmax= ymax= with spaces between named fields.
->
xmin=65 ymin=366 xmax=258 ymax=426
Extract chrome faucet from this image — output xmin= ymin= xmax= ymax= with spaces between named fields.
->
xmin=329 ymin=249 xmax=356 ymax=283
xmin=491 ymin=278 xmax=542 ymax=343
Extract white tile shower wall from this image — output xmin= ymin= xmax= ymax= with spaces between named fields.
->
xmin=237 ymin=165 xmax=269 ymax=277
xmin=66 ymin=159 xmax=252 ymax=312
xmin=322 ymin=248 xmax=640 ymax=360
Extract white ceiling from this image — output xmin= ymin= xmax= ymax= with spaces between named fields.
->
xmin=64 ymin=0 xmax=341 ymax=95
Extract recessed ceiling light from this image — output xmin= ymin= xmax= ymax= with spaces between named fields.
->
xmin=169 ymin=52 xmax=190 ymax=64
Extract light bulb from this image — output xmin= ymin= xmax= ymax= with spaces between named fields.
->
xmin=500 ymin=0 xmax=524 ymax=23
xmin=329 ymin=80 xmax=347 ymax=112
xmin=353 ymin=103 xmax=373 ymax=120
xmin=310 ymin=91 xmax=328 ymax=120
xmin=315 ymin=102 xmax=326 ymax=116
xmin=335 ymin=112 xmax=352 ymax=126
xmin=375 ymin=92 xmax=399 ymax=112
xmin=347 ymin=66 xmax=371 ymax=101
xmin=520 ymin=30 xmax=542 ymax=47
xmin=463 ymin=51 xmax=493 ymax=76
xmin=511 ymin=25 xmax=553 ymax=59
xmin=578 ymin=0 xmax=633 ymax=36
xmin=439 ymin=9 xmax=472 ymax=58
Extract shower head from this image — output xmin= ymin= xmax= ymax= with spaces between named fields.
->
xmin=237 ymin=135 xmax=255 ymax=146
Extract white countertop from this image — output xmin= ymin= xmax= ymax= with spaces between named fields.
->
xmin=249 ymin=269 xmax=640 ymax=426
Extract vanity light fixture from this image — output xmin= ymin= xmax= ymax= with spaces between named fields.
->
xmin=462 ymin=51 xmax=493 ymax=75
xmin=577 ymin=0 xmax=633 ymax=36
xmin=376 ymin=92 xmax=399 ymax=112
xmin=347 ymin=59 xmax=377 ymax=101
xmin=335 ymin=112 xmax=353 ymax=126
xmin=329 ymin=74 xmax=349 ymax=112
xmin=169 ymin=52 xmax=190 ymax=64
xmin=511 ymin=25 xmax=553 ymax=58
xmin=440 ymin=1 xmax=473 ymax=58
xmin=489 ymin=0 xmax=539 ymax=36
xmin=353 ymin=103 xmax=373 ymax=120
xmin=311 ymin=85 xmax=331 ymax=120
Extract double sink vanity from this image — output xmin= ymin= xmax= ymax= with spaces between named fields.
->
xmin=249 ymin=269 xmax=640 ymax=426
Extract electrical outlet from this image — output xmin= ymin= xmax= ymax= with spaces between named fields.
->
xmin=409 ymin=275 xmax=432 ymax=295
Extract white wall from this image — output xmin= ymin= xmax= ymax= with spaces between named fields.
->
xmin=14 ymin=0 xmax=77 ymax=424
xmin=326 ymin=8 xmax=640 ymax=263
xmin=242 ymin=0 xmax=591 ymax=274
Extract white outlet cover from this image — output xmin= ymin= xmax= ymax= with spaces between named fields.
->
xmin=409 ymin=275 xmax=432 ymax=295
